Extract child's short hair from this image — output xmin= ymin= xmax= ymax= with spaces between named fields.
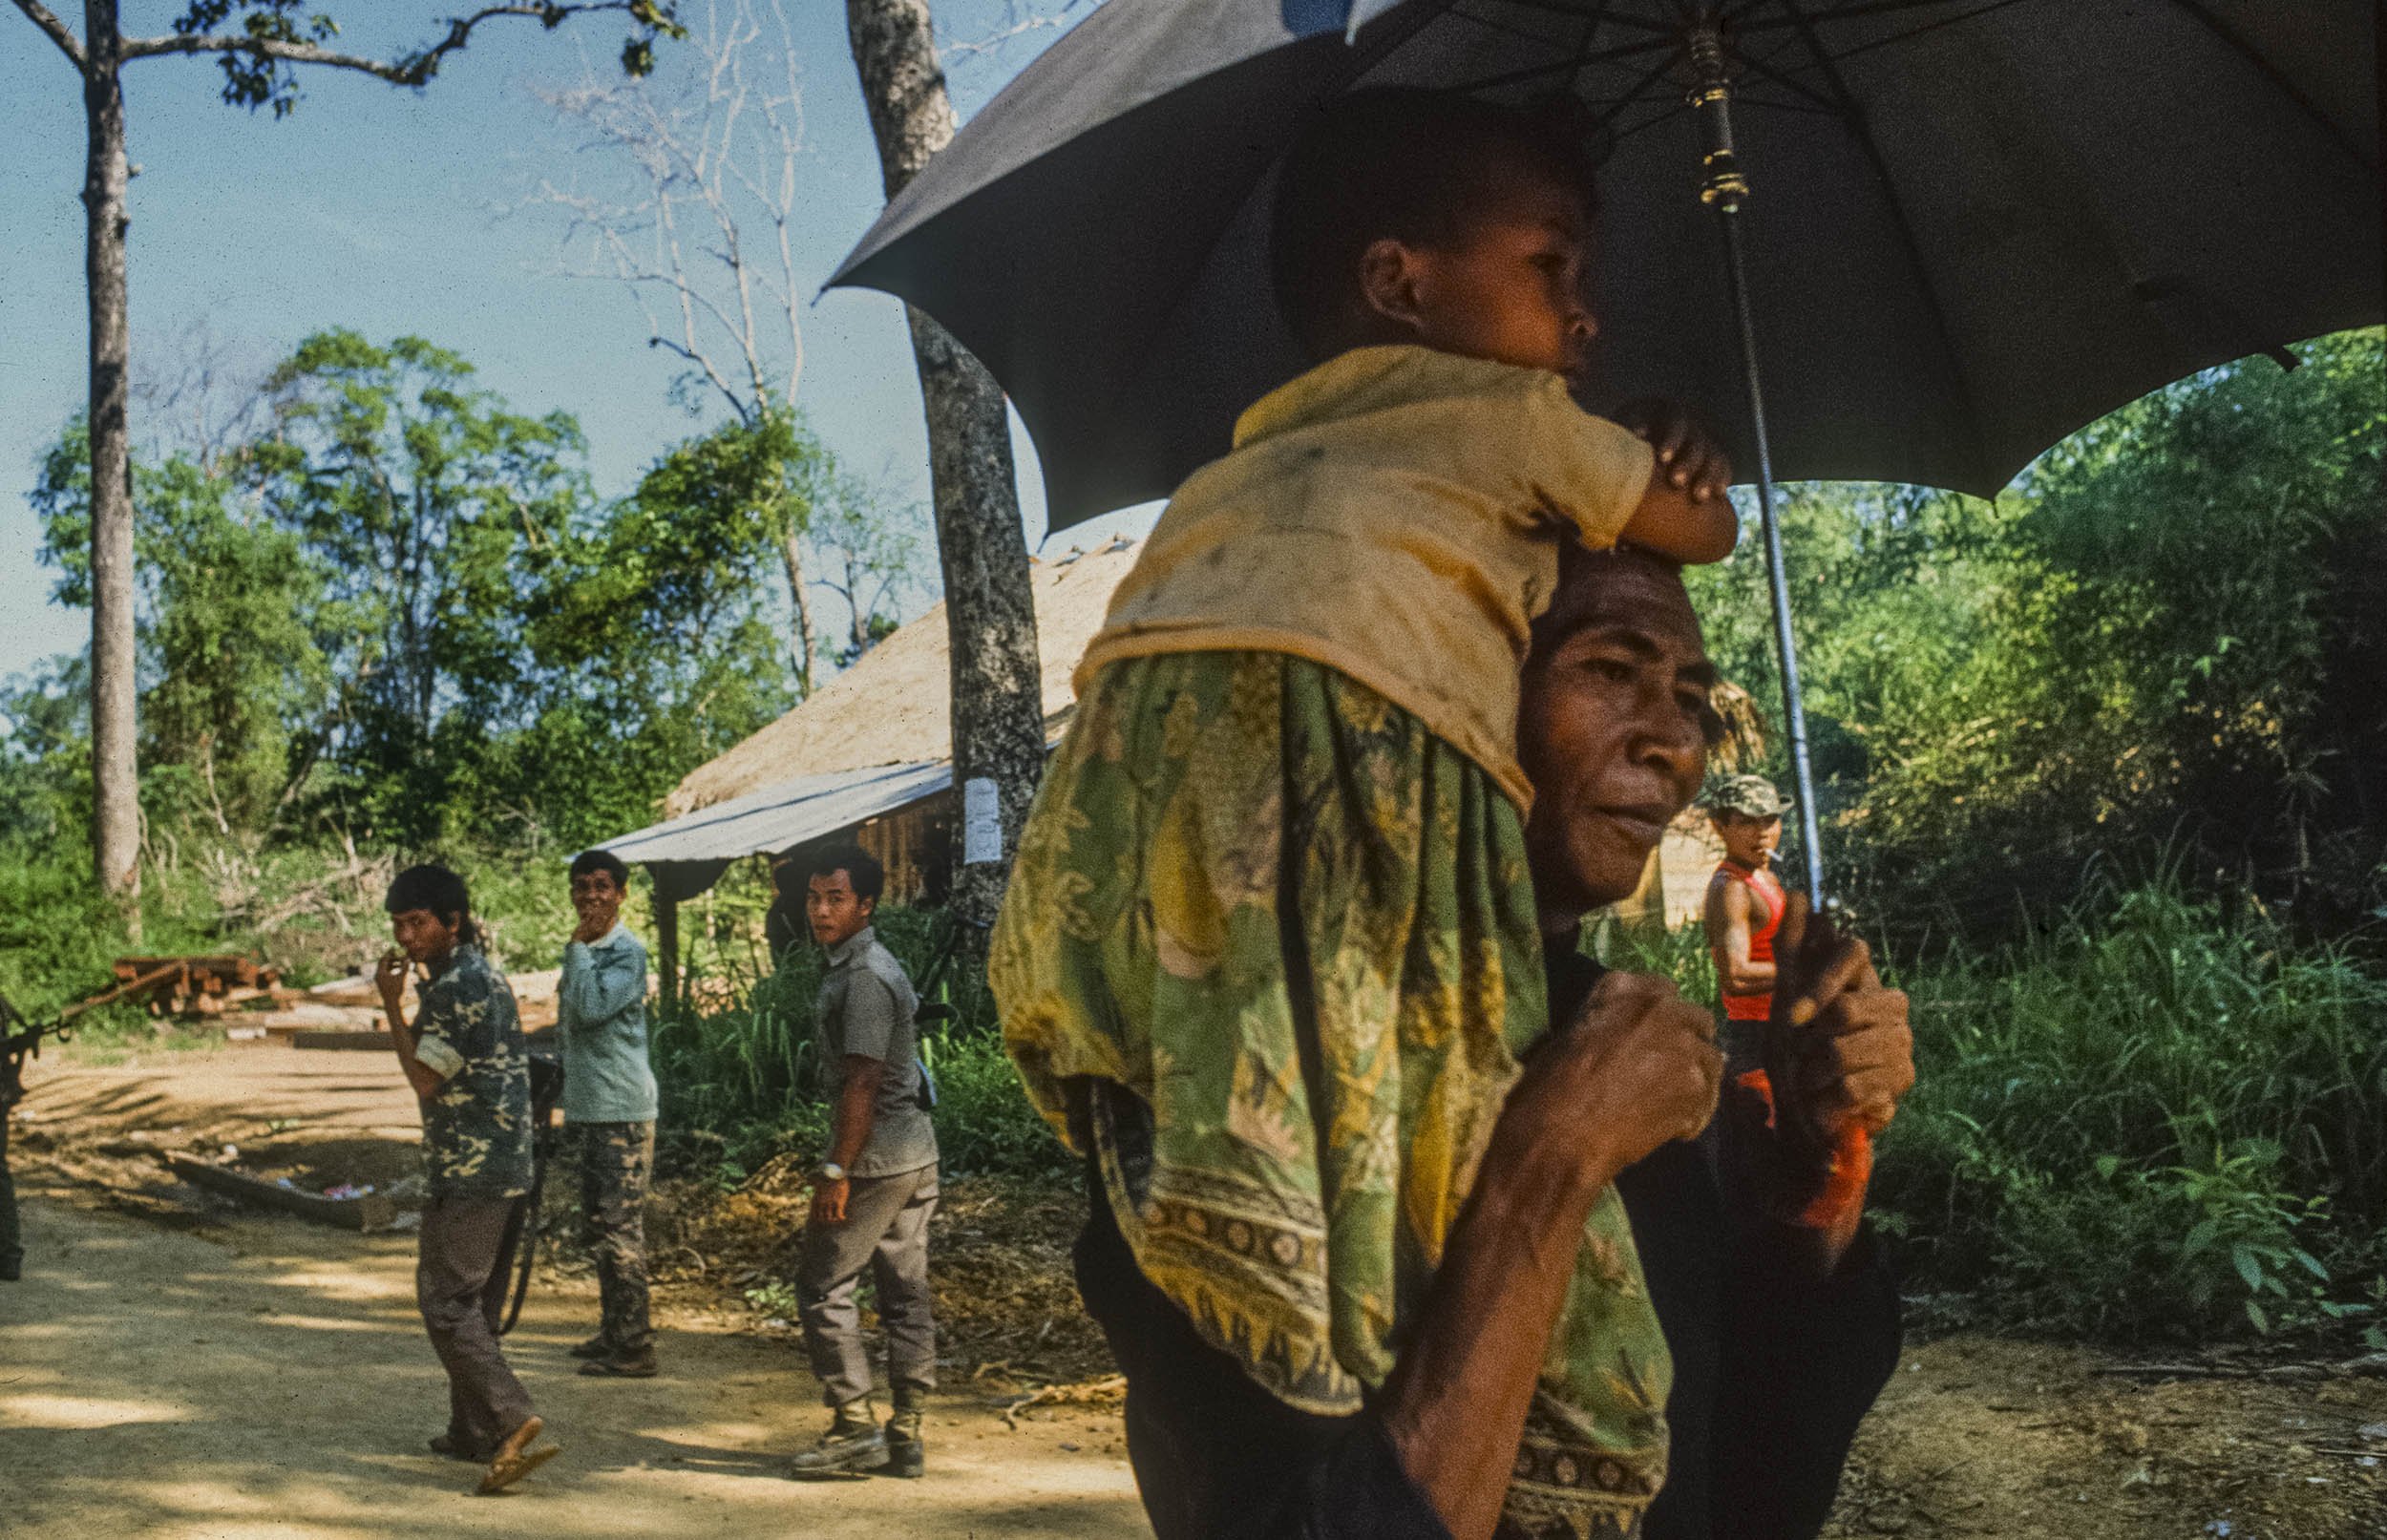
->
xmin=1270 ymin=88 xmax=1600 ymax=360
xmin=568 ymin=848 xmax=631 ymax=890
xmin=808 ymin=843 xmax=886 ymax=904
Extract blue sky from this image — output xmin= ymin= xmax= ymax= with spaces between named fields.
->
xmin=0 ymin=1 xmax=1147 ymax=686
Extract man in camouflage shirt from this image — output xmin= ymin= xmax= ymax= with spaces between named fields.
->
xmin=379 ymin=864 xmax=557 ymax=1494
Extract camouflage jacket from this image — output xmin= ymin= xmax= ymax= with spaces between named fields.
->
xmin=412 ymin=944 xmax=534 ymax=1200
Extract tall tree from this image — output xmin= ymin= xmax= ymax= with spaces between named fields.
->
xmin=32 ymin=417 xmax=328 ymax=839
xmin=846 ymin=0 xmax=1046 ymax=931
xmin=8 ymin=0 xmax=684 ymax=899
xmin=529 ymin=0 xmax=822 ymax=686
xmin=248 ymin=329 xmax=594 ymax=838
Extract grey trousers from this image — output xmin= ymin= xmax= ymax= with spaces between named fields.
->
xmin=796 ymin=1163 xmax=939 ymax=1409
xmin=418 ymin=1192 xmax=536 ymax=1453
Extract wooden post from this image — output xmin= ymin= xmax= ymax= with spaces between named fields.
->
xmin=656 ymin=892 xmax=681 ymax=1010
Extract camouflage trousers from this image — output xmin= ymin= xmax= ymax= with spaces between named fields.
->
xmin=575 ymin=1121 xmax=655 ymax=1353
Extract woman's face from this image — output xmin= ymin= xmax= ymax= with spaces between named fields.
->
xmin=1518 ymin=552 xmax=1720 ymax=926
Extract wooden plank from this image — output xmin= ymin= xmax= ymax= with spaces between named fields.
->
xmin=161 ymin=1152 xmax=396 ymax=1231
xmin=289 ymin=1031 xmax=402 ymax=1052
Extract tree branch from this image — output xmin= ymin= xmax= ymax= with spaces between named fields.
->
xmin=10 ymin=0 xmax=85 ymax=70
xmin=124 ymin=3 xmax=660 ymax=84
xmin=123 ymin=32 xmax=417 ymax=80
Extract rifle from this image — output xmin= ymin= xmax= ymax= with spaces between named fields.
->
xmin=1 ymin=988 xmax=71 ymax=1109
xmin=1 ymin=988 xmax=70 ymax=1282
xmin=497 ymin=1049 xmax=566 ymax=1335
xmin=4 ymin=959 xmax=192 ymax=1078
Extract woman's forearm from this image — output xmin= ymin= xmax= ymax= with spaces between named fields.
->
xmin=1378 ymin=1138 xmax=1622 ymax=1540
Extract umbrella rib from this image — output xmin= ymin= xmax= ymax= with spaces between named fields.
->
xmin=1446 ymin=6 xmax=1594 ymax=48
xmin=1444 ymin=34 xmax=1679 ymax=96
xmin=1607 ymin=98 xmax=1696 ymax=146
xmin=1586 ymin=46 xmax=1691 ymax=130
xmin=1469 ymin=0 xmax=1678 ymax=32
xmin=2162 ymin=0 xmax=2373 ymax=169
xmin=1735 ymin=0 xmax=1981 ymax=35
xmin=1806 ymin=0 xmax=2038 ymax=69
xmin=1728 ymin=48 xmax=1842 ymax=114
xmin=1768 ymin=0 xmax=1998 ymax=486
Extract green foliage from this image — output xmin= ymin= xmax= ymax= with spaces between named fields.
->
xmin=0 ymin=660 xmax=92 ymax=856
xmin=25 ymin=330 xmax=813 ymax=854
xmin=1624 ymin=880 xmax=2387 ymax=1343
xmin=1878 ymin=878 xmax=2387 ymax=1340
xmin=31 ymin=418 xmax=327 ymax=835
xmin=1688 ymin=328 xmax=2386 ymax=935
xmin=650 ymin=902 xmax=1066 ymax=1184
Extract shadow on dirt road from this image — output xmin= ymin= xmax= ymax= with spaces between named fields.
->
xmin=0 ymin=1198 xmax=1147 ymax=1539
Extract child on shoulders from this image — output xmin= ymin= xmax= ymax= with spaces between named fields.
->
xmin=995 ymin=87 xmax=1736 ymax=1539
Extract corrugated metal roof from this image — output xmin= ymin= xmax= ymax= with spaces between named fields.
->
xmin=598 ymin=758 xmax=952 ymax=868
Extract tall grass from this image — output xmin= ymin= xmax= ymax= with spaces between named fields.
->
xmin=1611 ymin=879 xmax=2387 ymax=1343
xmin=649 ymin=903 xmax=1068 ymax=1184
xmin=1882 ymin=880 xmax=2387 ymax=1340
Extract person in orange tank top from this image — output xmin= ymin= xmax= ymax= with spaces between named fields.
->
xmin=1701 ymin=775 xmax=1793 ymax=1057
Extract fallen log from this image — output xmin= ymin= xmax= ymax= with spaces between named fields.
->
xmin=161 ymin=1152 xmax=395 ymax=1231
xmin=289 ymin=1030 xmax=399 ymax=1052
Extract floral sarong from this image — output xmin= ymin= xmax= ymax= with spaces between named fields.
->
xmin=993 ymin=651 xmax=1671 ymax=1538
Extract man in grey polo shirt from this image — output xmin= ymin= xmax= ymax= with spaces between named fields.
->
xmin=788 ymin=843 xmax=939 ymax=1481
xmin=558 ymin=849 xmax=661 ymax=1379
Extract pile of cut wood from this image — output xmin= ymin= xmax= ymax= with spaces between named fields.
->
xmin=249 ymin=969 xmax=560 ymax=1047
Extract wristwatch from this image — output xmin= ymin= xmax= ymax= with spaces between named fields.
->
xmin=816 ymin=1161 xmax=847 ymax=1183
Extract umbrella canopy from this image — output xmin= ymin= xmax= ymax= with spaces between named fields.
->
xmin=832 ymin=0 xmax=2380 ymax=532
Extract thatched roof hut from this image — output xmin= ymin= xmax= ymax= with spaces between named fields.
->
xmin=659 ymin=536 xmax=1142 ymax=821
xmin=598 ymin=538 xmax=1142 ymax=991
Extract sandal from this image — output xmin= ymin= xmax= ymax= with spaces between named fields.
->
xmin=475 ymin=1416 xmax=561 ymax=1494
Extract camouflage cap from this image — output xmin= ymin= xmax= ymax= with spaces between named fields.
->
xmin=1701 ymin=774 xmax=1792 ymax=819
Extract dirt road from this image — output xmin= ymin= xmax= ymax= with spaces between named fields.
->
xmin=9 ymin=1044 xmax=2384 ymax=1540
xmin=4 ymin=1048 xmax=1145 ymax=1539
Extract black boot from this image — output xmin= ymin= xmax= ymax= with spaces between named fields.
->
xmin=787 ymin=1399 xmax=887 ymax=1479
xmin=883 ymin=1391 xmax=925 ymax=1478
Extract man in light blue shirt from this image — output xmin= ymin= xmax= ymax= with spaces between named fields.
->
xmin=558 ymin=849 xmax=661 ymax=1378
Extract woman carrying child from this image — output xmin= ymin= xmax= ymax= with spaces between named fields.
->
xmin=997 ymin=89 xmax=1742 ymax=1540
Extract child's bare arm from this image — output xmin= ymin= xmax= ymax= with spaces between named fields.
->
xmin=1613 ymin=398 xmax=1738 ymax=564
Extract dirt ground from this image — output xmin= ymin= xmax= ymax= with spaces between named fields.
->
xmin=9 ymin=1042 xmax=2384 ymax=1540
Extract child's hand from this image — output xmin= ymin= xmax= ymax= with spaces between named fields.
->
xmin=1614 ymin=398 xmax=1732 ymax=504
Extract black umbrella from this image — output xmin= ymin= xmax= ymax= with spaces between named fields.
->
xmin=830 ymin=0 xmax=2380 ymax=901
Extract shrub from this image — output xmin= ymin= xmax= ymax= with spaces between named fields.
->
xmin=651 ymin=903 xmax=1067 ymax=1184
xmin=1612 ymin=878 xmax=2387 ymax=1344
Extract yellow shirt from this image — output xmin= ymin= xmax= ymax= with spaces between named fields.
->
xmin=1076 ymin=345 xmax=1658 ymax=809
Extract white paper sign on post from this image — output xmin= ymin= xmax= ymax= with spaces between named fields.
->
xmin=962 ymin=776 xmax=1002 ymax=866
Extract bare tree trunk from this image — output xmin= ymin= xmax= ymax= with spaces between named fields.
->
xmin=780 ymin=528 xmax=815 ymax=695
xmin=847 ymin=0 xmax=1045 ymax=932
xmin=82 ymin=1 xmax=140 ymax=908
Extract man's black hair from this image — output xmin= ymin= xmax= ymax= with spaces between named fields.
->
xmin=385 ymin=863 xmax=482 ymax=945
xmin=809 ymin=843 xmax=885 ymax=905
xmin=569 ymin=848 xmax=631 ymax=889
xmin=1269 ymin=87 xmax=1602 ymax=361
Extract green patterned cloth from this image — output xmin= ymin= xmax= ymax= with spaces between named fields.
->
xmin=993 ymin=652 xmax=1671 ymax=1539
xmin=412 ymin=945 xmax=534 ymax=1201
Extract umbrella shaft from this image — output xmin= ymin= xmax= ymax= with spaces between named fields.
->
xmin=1702 ymin=109 xmax=1828 ymax=909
